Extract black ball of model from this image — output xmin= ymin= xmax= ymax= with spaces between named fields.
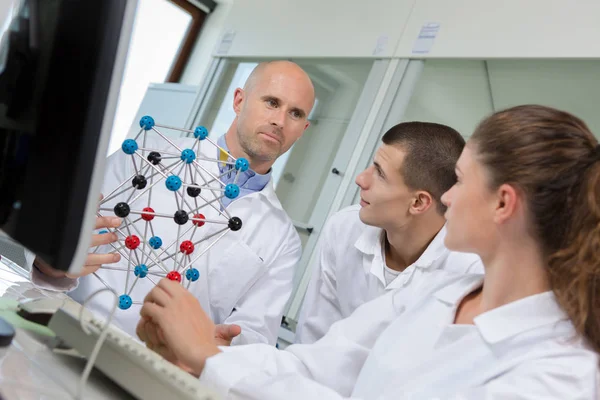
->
xmin=147 ymin=151 xmax=162 ymax=165
xmin=228 ymin=217 xmax=242 ymax=231
xmin=187 ymin=184 xmax=201 ymax=198
xmin=132 ymin=175 xmax=147 ymax=189
xmin=173 ymin=210 xmax=189 ymax=225
xmin=114 ymin=202 xmax=130 ymax=218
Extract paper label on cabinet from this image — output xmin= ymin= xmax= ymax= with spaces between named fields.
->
xmin=373 ymin=34 xmax=389 ymax=56
xmin=412 ymin=23 xmax=440 ymax=54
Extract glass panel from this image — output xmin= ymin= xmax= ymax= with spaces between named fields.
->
xmin=108 ymin=0 xmax=192 ymax=154
xmin=197 ymin=59 xmax=373 ymax=246
xmin=403 ymin=59 xmax=600 ymax=139
xmin=402 ymin=60 xmax=494 ymax=139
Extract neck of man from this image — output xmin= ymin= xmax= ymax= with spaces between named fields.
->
xmin=224 ymin=122 xmax=274 ymax=175
xmin=383 ymin=212 xmax=446 ymax=273
xmin=478 ymin=235 xmax=550 ymax=313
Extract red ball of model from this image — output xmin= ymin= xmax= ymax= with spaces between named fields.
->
xmin=141 ymin=207 xmax=155 ymax=221
xmin=179 ymin=240 xmax=195 ymax=254
xmin=192 ymin=213 xmax=205 ymax=227
xmin=125 ymin=235 xmax=140 ymax=250
xmin=166 ymin=271 xmax=181 ymax=282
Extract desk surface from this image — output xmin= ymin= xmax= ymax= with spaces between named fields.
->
xmin=0 ymin=255 xmax=133 ymax=399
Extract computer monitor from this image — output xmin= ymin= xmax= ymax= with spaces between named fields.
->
xmin=0 ymin=0 xmax=138 ymax=273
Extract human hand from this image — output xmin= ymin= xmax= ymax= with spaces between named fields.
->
xmin=137 ymin=278 xmax=222 ymax=377
xmin=33 ymin=195 xmax=121 ymax=278
xmin=74 ymin=214 xmax=122 ymax=277
xmin=214 ymin=324 xmax=242 ymax=346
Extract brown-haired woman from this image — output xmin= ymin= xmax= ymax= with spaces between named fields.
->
xmin=136 ymin=104 xmax=599 ymax=399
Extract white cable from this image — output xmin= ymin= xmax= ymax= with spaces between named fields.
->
xmin=75 ymin=287 xmax=118 ymax=400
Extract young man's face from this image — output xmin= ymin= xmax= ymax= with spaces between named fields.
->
xmin=355 ymin=143 xmax=415 ymax=230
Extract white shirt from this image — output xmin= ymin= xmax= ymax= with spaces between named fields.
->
xmin=295 ymin=205 xmax=483 ymax=344
xmin=28 ymin=136 xmax=301 ymax=345
xmin=200 ymin=272 xmax=599 ymax=399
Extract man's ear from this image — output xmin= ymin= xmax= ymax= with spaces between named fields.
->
xmin=232 ymin=88 xmax=244 ymax=115
xmin=410 ymin=191 xmax=434 ymax=215
xmin=494 ymin=183 xmax=519 ymax=224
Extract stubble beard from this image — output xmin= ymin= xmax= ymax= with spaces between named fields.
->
xmin=237 ymin=129 xmax=281 ymax=163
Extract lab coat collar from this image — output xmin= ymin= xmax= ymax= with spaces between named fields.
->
xmin=255 ymin=179 xmax=284 ymax=212
xmin=355 ymin=224 xmax=449 ymax=287
xmin=354 ymin=225 xmax=447 ymax=267
xmin=354 ymin=224 xmax=383 ymax=256
xmin=412 ymin=225 xmax=448 ymax=268
xmin=474 ymin=291 xmax=569 ymax=344
xmin=435 ymin=275 xmax=569 ymax=344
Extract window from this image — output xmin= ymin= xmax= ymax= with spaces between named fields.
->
xmin=107 ymin=0 xmax=211 ymax=154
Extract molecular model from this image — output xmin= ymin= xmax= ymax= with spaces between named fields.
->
xmin=94 ymin=116 xmax=248 ymax=310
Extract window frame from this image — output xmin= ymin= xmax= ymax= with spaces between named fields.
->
xmin=166 ymin=0 xmax=215 ymax=82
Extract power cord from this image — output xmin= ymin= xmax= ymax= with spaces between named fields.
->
xmin=75 ymin=287 xmax=118 ymax=400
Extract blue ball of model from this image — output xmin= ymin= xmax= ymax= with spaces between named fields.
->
xmin=149 ymin=236 xmax=162 ymax=249
xmin=139 ymin=115 xmax=155 ymax=131
xmin=121 ymin=139 xmax=138 ymax=155
xmin=235 ymin=158 xmax=249 ymax=172
xmin=180 ymin=149 xmax=196 ymax=164
xmin=118 ymin=294 xmax=132 ymax=310
xmin=185 ymin=268 xmax=200 ymax=282
xmin=134 ymin=264 xmax=148 ymax=278
xmin=194 ymin=126 xmax=208 ymax=140
xmin=224 ymin=183 xmax=240 ymax=199
xmin=165 ymin=175 xmax=182 ymax=191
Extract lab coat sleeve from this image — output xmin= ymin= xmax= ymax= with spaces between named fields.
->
xmin=225 ymin=239 xmax=301 ymax=346
xmin=27 ymin=149 xmax=129 ymax=292
xmin=443 ymin=351 xmax=599 ymax=400
xmin=295 ymin=218 xmax=342 ymax=344
xmin=200 ymin=289 xmax=400 ymax=398
xmin=203 ymin=345 xmax=599 ymax=400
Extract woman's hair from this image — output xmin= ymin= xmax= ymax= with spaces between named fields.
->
xmin=471 ymin=104 xmax=600 ymax=353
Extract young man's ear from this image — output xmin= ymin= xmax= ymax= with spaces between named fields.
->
xmin=410 ymin=191 xmax=434 ymax=215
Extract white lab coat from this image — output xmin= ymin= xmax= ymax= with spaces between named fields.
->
xmin=200 ymin=272 xmax=599 ymax=399
xmin=28 ymin=136 xmax=301 ymax=345
xmin=296 ymin=205 xmax=483 ymax=344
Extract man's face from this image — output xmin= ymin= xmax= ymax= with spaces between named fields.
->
xmin=233 ymin=66 xmax=314 ymax=163
xmin=355 ymin=144 xmax=415 ymax=230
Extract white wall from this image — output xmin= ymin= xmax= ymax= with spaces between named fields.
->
xmin=217 ymin=0 xmax=415 ymax=58
xmin=180 ymin=1 xmax=233 ymax=85
xmin=395 ymin=0 xmax=600 ymax=58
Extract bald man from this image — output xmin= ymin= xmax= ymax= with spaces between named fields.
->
xmin=30 ymin=61 xmax=316 ymax=345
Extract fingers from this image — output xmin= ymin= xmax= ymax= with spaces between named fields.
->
xmin=94 ymin=216 xmax=121 ymax=230
xmin=157 ymin=277 xmax=186 ymax=297
xmin=137 ymin=318 xmax=149 ymax=343
xmin=90 ymin=231 xmax=119 ymax=247
xmin=144 ymin=320 xmax=161 ymax=347
xmin=143 ymin=285 xmax=171 ymax=307
xmin=85 ymin=252 xmax=120 ymax=267
xmin=140 ymin=301 xmax=163 ymax=322
xmin=228 ymin=324 xmax=242 ymax=338
xmin=215 ymin=324 xmax=242 ymax=340
xmin=65 ymin=263 xmax=104 ymax=278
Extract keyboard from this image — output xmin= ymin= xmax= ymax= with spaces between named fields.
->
xmin=48 ymin=308 xmax=221 ymax=400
